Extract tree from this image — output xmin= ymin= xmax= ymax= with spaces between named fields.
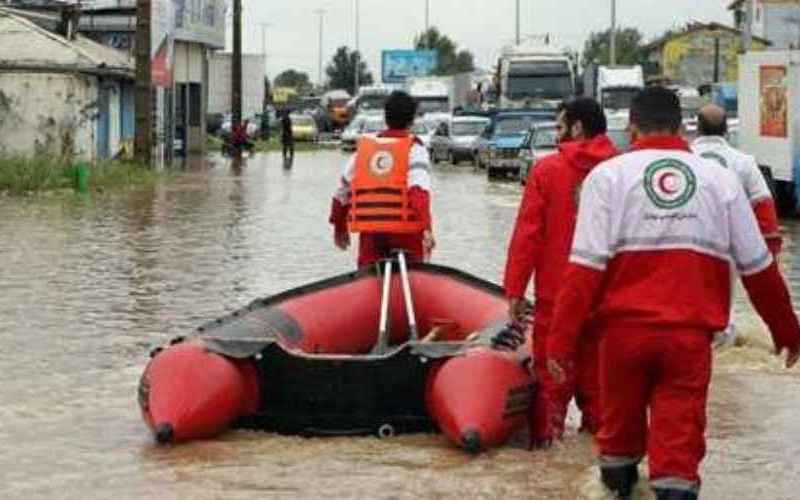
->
xmin=274 ymin=69 xmax=312 ymax=93
xmin=414 ymin=27 xmax=475 ymax=75
xmin=582 ymin=27 xmax=647 ymax=68
xmin=325 ymin=46 xmax=374 ymax=95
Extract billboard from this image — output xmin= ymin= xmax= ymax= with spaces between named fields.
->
xmin=760 ymin=65 xmax=788 ymax=138
xmin=382 ymin=50 xmax=438 ymax=84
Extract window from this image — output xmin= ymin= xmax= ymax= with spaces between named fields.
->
xmin=189 ymin=83 xmax=202 ymax=127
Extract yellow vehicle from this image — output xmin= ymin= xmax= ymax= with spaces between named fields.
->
xmin=322 ymin=89 xmax=352 ymax=130
xmin=273 ymin=86 xmax=298 ymax=106
xmin=291 ymin=114 xmax=319 ymax=142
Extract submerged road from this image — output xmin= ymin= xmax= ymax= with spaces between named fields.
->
xmin=1 ymin=150 xmax=799 ymax=499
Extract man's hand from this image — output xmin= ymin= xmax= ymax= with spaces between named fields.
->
xmin=334 ymin=231 xmax=350 ymax=251
xmin=508 ymin=298 xmax=527 ymax=324
xmin=782 ymin=346 xmax=800 ymax=369
xmin=423 ymin=230 xmax=436 ymax=258
xmin=547 ymin=358 xmax=567 ymax=385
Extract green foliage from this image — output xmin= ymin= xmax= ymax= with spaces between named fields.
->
xmin=414 ymin=27 xmax=475 ymax=75
xmin=0 ymin=156 xmax=170 ymax=196
xmin=274 ymin=69 xmax=312 ymax=93
xmin=582 ymin=27 xmax=647 ymax=68
xmin=325 ymin=46 xmax=374 ymax=95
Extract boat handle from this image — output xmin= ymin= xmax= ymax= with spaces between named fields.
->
xmin=376 ymin=259 xmax=393 ymax=355
xmin=397 ymin=251 xmax=419 ymax=341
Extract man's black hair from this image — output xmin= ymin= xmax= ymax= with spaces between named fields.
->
xmin=385 ymin=91 xmax=418 ymax=130
xmin=697 ymin=112 xmax=728 ymax=137
xmin=561 ymin=98 xmax=607 ymax=138
xmin=630 ymin=87 xmax=682 ymax=133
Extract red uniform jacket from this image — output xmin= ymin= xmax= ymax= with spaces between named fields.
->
xmin=503 ymin=135 xmax=619 ymax=315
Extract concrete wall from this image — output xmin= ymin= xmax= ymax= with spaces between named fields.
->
xmin=174 ymin=40 xmax=207 ymax=154
xmin=208 ymin=53 xmax=266 ymax=117
xmin=0 ymin=72 xmax=99 ymax=160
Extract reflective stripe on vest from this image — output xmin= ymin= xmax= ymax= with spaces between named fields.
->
xmin=348 ymin=136 xmax=425 ymax=234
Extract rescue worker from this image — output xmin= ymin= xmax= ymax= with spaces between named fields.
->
xmin=503 ymin=98 xmax=618 ymax=447
xmin=546 ymin=87 xmax=800 ymax=500
xmin=691 ymin=104 xmax=783 ymax=347
xmin=329 ymin=90 xmax=435 ymax=268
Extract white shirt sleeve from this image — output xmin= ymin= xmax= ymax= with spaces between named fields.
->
xmin=334 ymin=154 xmax=356 ymax=204
xmin=729 ymin=179 xmax=773 ymax=276
xmin=408 ymin=143 xmax=432 ymax=191
xmin=569 ymin=168 xmax=614 ymax=271
xmin=741 ymin=154 xmax=773 ymax=204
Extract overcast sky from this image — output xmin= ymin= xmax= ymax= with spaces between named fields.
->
xmin=228 ymin=0 xmax=732 ymax=83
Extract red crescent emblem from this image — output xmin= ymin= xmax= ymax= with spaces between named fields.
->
xmin=658 ymin=172 xmax=679 ymax=195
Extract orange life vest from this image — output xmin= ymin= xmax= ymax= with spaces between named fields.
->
xmin=348 ymin=135 xmax=425 ymax=234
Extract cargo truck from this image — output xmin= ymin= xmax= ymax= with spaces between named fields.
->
xmin=496 ymin=44 xmax=575 ymax=109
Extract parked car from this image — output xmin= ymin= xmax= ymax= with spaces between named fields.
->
xmin=478 ymin=110 xmax=556 ymax=179
xmin=429 ymin=116 xmax=491 ymax=165
xmin=291 ymin=114 xmax=319 ymax=142
xmin=519 ymin=122 xmax=559 ymax=184
xmin=340 ymin=115 xmax=369 ymax=152
xmin=411 ymin=120 xmax=434 ymax=149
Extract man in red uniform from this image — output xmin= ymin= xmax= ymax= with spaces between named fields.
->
xmin=329 ymin=91 xmax=435 ymax=268
xmin=547 ymin=87 xmax=800 ymax=500
xmin=504 ymin=98 xmax=618 ymax=446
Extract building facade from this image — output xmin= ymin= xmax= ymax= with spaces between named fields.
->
xmin=730 ymin=0 xmax=800 ymax=49
xmin=644 ymin=22 xmax=770 ymax=88
xmin=0 ymin=9 xmax=135 ymax=160
xmin=80 ymin=0 xmax=226 ymax=158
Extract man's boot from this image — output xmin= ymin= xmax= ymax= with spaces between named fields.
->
xmin=654 ymin=488 xmax=698 ymax=500
xmin=600 ymin=464 xmax=639 ymax=500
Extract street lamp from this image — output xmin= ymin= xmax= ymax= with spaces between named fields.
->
xmin=315 ymin=8 xmax=325 ymax=89
xmin=354 ymin=0 xmax=360 ymax=94
xmin=425 ymin=0 xmax=430 ymax=32
xmin=259 ymin=22 xmax=271 ymax=76
xmin=610 ymin=0 xmax=617 ymax=66
xmin=516 ymin=0 xmax=520 ymax=45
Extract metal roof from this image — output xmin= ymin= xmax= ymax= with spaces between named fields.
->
xmin=0 ymin=8 xmax=133 ymax=78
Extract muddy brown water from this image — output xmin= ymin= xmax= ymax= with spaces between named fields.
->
xmin=1 ymin=151 xmax=799 ymax=499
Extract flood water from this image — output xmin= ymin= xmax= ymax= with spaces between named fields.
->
xmin=1 ymin=150 xmax=799 ymax=499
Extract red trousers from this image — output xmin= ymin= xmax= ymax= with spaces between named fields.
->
xmin=357 ymin=233 xmax=425 ymax=268
xmin=597 ymin=327 xmax=712 ymax=490
xmin=531 ymin=310 xmax=600 ymax=442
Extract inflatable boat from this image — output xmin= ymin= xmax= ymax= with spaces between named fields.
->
xmin=138 ymin=255 xmax=535 ymax=454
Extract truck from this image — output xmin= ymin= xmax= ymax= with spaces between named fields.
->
xmin=406 ymin=76 xmax=452 ymax=117
xmin=496 ymin=44 xmax=576 ymax=109
xmin=738 ymin=50 xmax=800 ymax=215
xmin=593 ymin=65 xmax=644 ymax=111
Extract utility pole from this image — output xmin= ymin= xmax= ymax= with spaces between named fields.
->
xmin=316 ymin=9 xmax=325 ymax=88
xmin=232 ymin=0 xmax=242 ymax=135
xmin=713 ymin=35 xmax=721 ymax=83
xmin=610 ymin=0 xmax=617 ymax=66
xmin=515 ymin=0 xmax=521 ymax=45
xmin=354 ymin=0 xmax=360 ymax=95
xmin=134 ymin=0 xmax=152 ymax=166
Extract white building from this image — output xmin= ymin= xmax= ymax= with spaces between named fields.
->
xmin=0 ymin=9 xmax=135 ymax=160
xmin=731 ymin=0 xmax=800 ymax=49
xmin=79 ymin=0 xmax=227 ymax=157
